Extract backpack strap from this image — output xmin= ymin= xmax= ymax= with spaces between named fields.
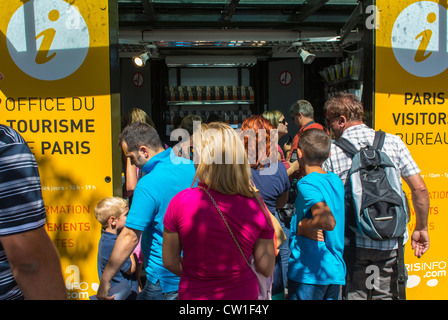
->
xmin=373 ymin=130 xmax=386 ymax=150
xmin=334 ymin=137 xmax=359 ymax=158
xmin=336 ymin=131 xmax=387 ymax=156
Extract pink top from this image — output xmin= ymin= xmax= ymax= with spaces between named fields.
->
xmin=163 ymin=184 xmax=274 ymax=300
xmin=132 ymin=236 xmax=144 ymax=264
xmin=278 ymin=144 xmax=289 ymax=170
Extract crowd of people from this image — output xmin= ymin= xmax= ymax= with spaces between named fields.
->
xmin=93 ymin=92 xmax=430 ymax=301
xmin=0 ymin=67 xmax=430 ymax=301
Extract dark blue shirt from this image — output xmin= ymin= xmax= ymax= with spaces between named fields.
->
xmin=250 ymin=162 xmax=290 ymax=215
xmin=97 ymin=230 xmax=138 ymax=297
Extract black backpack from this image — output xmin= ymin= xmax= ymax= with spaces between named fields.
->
xmin=334 ymin=131 xmax=409 ymax=241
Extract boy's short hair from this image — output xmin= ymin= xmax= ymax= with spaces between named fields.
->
xmin=297 ymin=128 xmax=331 ymax=165
xmin=94 ymin=197 xmax=129 ymax=229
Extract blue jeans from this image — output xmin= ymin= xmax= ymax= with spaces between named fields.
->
xmin=137 ymin=280 xmax=178 ymax=300
xmin=288 ymin=280 xmax=341 ymax=300
xmin=272 ymin=211 xmax=290 ymax=297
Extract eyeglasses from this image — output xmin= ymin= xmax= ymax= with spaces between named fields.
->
xmin=279 ymin=118 xmax=287 ymax=125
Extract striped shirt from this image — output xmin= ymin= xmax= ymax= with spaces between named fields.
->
xmin=0 ymin=124 xmax=47 ymax=300
xmin=323 ymin=124 xmax=420 ymax=250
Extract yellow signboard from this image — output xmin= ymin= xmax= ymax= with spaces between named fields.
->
xmin=0 ymin=0 xmax=119 ymax=299
xmin=375 ymin=0 xmax=448 ymax=299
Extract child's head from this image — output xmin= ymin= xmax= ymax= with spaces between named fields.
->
xmin=297 ymin=128 xmax=331 ymax=166
xmin=94 ymin=197 xmax=129 ymax=231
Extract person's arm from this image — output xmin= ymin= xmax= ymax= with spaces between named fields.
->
xmin=124 ymin=157 xmax=138 ymax=198
xmin=97 ymin=226 xmax=140 ymax=300
xmin=297 ymin=202 xmax=335 ymax=241
xmin=1 ymin=226 xmax=66 ymax=300
xmin=253 ymin=238 xmax=275 ymax=277
xmin=403 ymin=174 xmax=430 ymax=258
xmin=162 ymin=228 xmax=183 ymax=277
xmin=125 ymin=253 xmax=137 ymax=275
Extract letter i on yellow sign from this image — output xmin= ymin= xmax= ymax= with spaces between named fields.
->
xmin=0 ymin=0 xmax=121 ymax=299
xmin=375 ymin=0 xmax=448 ymax=300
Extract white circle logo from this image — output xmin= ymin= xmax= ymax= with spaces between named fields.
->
xmin=6 ymin=0 xmax=89 ymax=81
xmin=391 ymin=1 xmax=448 ymax=77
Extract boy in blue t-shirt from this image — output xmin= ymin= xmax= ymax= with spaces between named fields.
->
xmin=94 ymin=197 xmax=138 ymax=300
xmin=287 ymin=129 xmax=346 ymax=300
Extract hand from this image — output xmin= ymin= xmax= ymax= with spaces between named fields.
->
xmin=301 ymin=229 xmax=324 ymax=242
xmin=411 ymin=230 xmax=429 ymax=258
xmin=97 ymin=279 xmax=115 ymax=300
xmin=297 ymin=219 xmax=324 ymax=241
xmin=289 ymin=160 xmax=300 ymax=172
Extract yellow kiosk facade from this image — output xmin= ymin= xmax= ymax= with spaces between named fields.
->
xmin=375 ymin=0 xmax=448 ymax=299
xmin=0 ymin=0 xmax=121 ymax=299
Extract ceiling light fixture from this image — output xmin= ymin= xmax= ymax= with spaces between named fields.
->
xmin=133 ymin=52 xmax=150 ymax=67
xmin=132 ymin=44 xmax=158 ymax=67
xmin=298 ymin=48 xmax=316 ymax=64
xmin=290 ymin=41 xmax=316 ymax=64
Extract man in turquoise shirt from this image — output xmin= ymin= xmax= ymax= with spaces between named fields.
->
xmin=97 ymin=122 xmax=195 ymax=300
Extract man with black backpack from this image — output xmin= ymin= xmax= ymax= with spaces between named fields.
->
xmin=322 ymin=92 xmax=430 ymax=300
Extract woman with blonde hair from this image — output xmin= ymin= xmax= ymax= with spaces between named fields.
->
xmin=122 ymin=107 xmax=155 ymax=129
xmin=262 ymin=109 xmax=300 ymax=176
xmin=163 ymin=122 xmax=276 ymax=300
xmin=262 ymin=110 xmax=285 ymax=132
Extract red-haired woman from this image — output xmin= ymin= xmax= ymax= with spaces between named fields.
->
xmin=241 ymin=115 xmax=291 ymax=300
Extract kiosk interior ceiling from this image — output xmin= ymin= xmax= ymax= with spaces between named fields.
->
xmin=118 ymin=0 xmax=362 ymax=57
